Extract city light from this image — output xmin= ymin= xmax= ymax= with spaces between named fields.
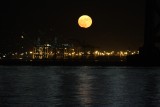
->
xmin=21 ymin=35 xmax=24 ymax=39
xmin=0 ymin=36 xmax=139 ymax=61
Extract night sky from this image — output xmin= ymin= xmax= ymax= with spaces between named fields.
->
xmin=0 ymin=0 xmax=145 ymax=52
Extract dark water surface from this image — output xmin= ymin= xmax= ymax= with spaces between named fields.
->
xmin=0 ymin=66 xmax=160 ymax=107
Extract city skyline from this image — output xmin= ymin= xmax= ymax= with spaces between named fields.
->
xmin=1 ymin=0 xmax=145 ymax=52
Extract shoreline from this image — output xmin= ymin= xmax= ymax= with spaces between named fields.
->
xmin=0 ymin=59 xmax=160 ymax=67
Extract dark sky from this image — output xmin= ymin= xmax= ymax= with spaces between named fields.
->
xmin=0 ymin=0 xmax=145 ymax=51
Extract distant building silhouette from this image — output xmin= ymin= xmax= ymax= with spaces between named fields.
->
xmin=33 ymin=37 xmax=51 ymax=59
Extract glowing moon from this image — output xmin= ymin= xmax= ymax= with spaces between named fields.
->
xmin=78 ymin=15 xmax=92 ymax=28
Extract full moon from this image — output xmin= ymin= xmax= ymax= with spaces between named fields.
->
xmin=78 ymin=15 xmax=92 ymax=28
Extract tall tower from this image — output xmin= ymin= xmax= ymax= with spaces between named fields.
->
xmin=127 ymin=0 xmax=160 ymax=65
xmin=139 ymin=0 xmax=160 ymax=59
xmin=144 ymin=0 xmax=155 ymax=46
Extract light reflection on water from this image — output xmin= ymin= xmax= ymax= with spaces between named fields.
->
xmin=0 ymin=66 xmax=160 ymax=107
